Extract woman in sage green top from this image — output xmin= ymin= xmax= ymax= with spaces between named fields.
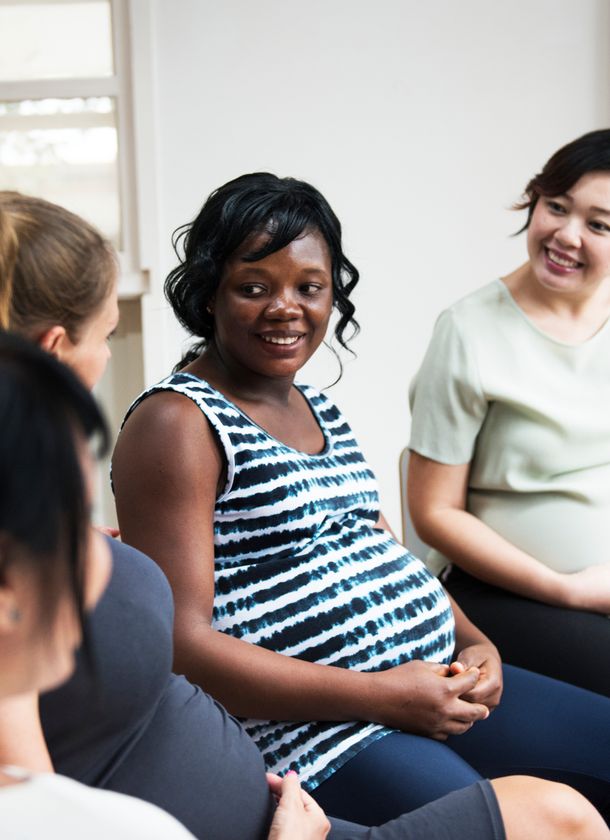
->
xmin=408 ymin=129 xmax=610 ymax=698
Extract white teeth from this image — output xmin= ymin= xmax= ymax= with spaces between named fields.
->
xmin=548 ymin=249 xmax=580 ymax=268
xmin=261 ymin=335 xmax=300 ymax=345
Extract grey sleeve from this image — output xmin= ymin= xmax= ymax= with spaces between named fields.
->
xmin=328 ymin=780 xmax=505 ymax=840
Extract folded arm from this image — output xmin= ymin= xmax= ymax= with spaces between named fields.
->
xmin=407 ymin=451 xmax=610 ymax=613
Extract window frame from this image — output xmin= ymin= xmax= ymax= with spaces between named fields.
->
xmin=0 ymin=0 xmax=145 ymax=297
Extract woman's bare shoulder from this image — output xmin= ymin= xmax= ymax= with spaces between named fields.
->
xmin=113 ymin=387 xmax=222 ymax=485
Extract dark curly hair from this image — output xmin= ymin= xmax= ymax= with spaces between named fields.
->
xmin=515 ymin=128 xmax=610 ymax=233
xmin=165 ymin=173 xmax=360 ymax=370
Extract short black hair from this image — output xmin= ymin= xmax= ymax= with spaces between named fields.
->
xmin=165 ymin=173 xmax=360 ymax=370
xmin=0 ymin=331 xmax=108 ymax=648
xmin=515 ymin=129 xmax=610 ymax=232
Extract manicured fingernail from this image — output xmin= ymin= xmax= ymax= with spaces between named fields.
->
xmin=286 ymin=770 xmax=297 ymax=776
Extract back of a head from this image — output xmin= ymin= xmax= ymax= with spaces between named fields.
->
xmin=0 ymin=331 xmax=108 ymax=625
xmin=0 ymin=192 xmax=116 ymax=341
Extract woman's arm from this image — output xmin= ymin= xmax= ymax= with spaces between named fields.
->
xmin=112 ymin=392 xmax=371 ymax=722
xmin=408 ymin=451 xmax=610 ymax=612
xmin=112 ymin=394 xmax=488 ymax=738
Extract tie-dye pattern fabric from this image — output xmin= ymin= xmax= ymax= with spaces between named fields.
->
xmin=124 ymin=373 xmax=455 ymax=789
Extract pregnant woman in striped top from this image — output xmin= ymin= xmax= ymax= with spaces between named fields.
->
xmin=112 ymin=173 xmax=610 ymax=828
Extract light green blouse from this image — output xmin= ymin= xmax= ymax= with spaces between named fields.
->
xmin=409 ymin=279 xmax=610 ymax=575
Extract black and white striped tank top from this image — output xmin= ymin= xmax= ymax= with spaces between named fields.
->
xmin=125 ymin=372 xmax=455 ymax=789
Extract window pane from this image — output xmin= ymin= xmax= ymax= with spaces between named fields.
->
xmin=0 ymin=2 xmax=113 ymax=81
xmin=0 ymin=96 xmax=121 ymax=246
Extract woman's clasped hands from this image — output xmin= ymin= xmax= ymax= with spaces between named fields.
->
xmin=370 ymin=642 xmax=502 ymax=741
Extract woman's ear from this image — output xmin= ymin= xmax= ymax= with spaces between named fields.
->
xmin=0 ymin=589 xmax=21 ymax=635
xmin=38 ymin=325 xmax=69 ymax=360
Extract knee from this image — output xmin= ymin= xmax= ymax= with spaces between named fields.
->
xmin=540 ymin=782 xmax=603 ymax=838
xmin=492 ymin=776 xmax=607 ymax=840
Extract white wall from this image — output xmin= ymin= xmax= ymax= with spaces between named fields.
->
xmin=133 ymin=0 xmax=609 ymax=531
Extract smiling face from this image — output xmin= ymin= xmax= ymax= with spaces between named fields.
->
xmin=526 ymin=172 xmax=610 ymax=299
xmin=210 ymin=228 xmax=334 ymax=381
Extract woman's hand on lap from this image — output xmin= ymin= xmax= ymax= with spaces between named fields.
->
xmin=266 ymin=772 xmax=330 ymax=840
xmin=371 ymin=660 xmax=489 ymax=740
xmin=450 ymin=643 xmax=503 ymax=710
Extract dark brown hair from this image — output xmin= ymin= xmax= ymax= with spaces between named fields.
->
xmin=515 ymin=129 xmax=610 ymax=232
xmin=0 ymin=331 xmax=108 ymax=650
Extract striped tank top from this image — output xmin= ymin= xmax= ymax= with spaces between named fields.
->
xmin=125 ymin=372 xmax=455 ymax=790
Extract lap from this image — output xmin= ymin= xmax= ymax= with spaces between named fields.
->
xmin=314 ymin=731 xmax=482 ymax=824
xmin=445 ymin=566 xmax=610 ymax=697
xmin=315 ymin=665 xmax=610 ymax=826
xmin=449 ymin=665 xmax=610 ymax=804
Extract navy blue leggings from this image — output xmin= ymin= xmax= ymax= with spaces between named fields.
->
xmin=313 ymin=665 xmax=610 ymax=826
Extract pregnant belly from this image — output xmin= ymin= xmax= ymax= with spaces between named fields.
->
xmin=469 ymin=492 xmax=610 ymax=574
xmin=214 ymin=537 xmax=456 ymax=668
